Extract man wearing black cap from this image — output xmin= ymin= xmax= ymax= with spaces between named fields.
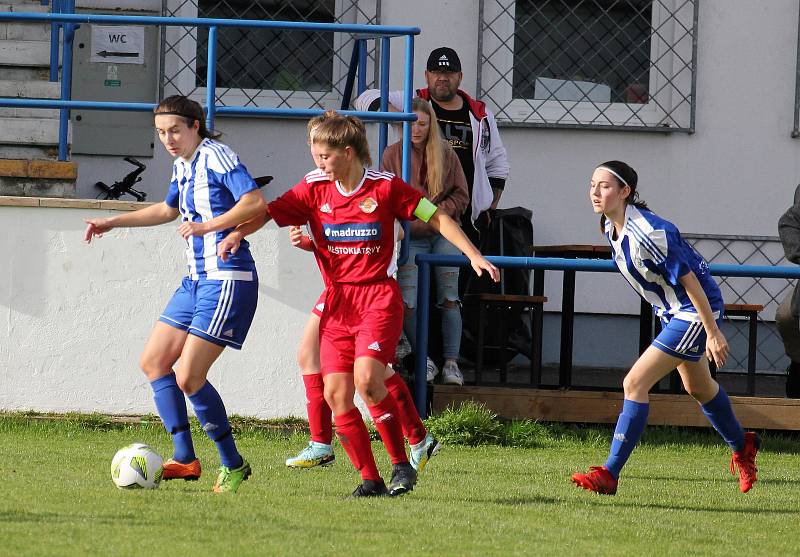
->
xmin=355 ymin=46 xmax=509 ymax=247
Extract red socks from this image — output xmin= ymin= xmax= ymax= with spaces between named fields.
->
xmin=384 ymin=372 xmax=427 ymax=446
xmin=368 ymin=394 xmax=409 ymax=465
xmin=303 ymin=374 xmax=332 ymax=444
xmin=334 ymin=408 xmax=380 ymax=481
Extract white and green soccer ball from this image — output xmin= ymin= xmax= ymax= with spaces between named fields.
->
xmin=110 ymin=443 xmax=164 ymax=489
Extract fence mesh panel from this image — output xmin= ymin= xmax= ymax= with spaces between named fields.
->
xmin=161 ymin=0 xmax=380 ymax=109
xmin=479 ymin=0 xmax=697 ymax=130
xmin=685 ymin=234 xmax=793 ymax=373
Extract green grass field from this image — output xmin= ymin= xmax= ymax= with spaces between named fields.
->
xmin=2 ymin=413 xmax=799 ymax=557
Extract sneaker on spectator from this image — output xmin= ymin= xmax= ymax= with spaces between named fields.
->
xmin=426 ymin=357 xmax=439 ymax=383
xmin=441 ymin=361 xmax=464 ymax=386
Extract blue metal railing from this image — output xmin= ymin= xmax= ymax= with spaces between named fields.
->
xmin=412 ymin=254 xmax=800 ymax=417
xmin=0 ymin=11 xmax=420 ymax=170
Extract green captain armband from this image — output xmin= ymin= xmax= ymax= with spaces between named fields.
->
xmin=413 ymin=197 xmax=437 ymax=222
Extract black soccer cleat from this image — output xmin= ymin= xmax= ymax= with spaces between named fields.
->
xmin=349 ymin=479 xmax=389 ymax=498
xmin=387 ymin=462 xmax=417 ymax=497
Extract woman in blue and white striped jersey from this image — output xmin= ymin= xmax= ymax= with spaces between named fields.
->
xmin=571 ymin=160 xmax=759 ymax=496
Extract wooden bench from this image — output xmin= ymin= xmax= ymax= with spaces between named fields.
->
xmin=717 ymin=303 xmax=764 ymax=396
xmin=464 ymin=293 xmax=548 ymax=386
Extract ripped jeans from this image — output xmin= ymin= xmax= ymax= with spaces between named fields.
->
xmin=397 ymin=235 xmax=462 ymax=360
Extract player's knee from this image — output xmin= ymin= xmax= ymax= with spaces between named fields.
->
xmin=139 ymin=354 xmax=169 ymax=380
xmin=404 ymin=303 xmax=415 ymax=315
xmin=622 ymin=374 xmax=647 ymax=398
xmin=441 ymin=299 xmax=459 ymax=309
xmin=175 ymin=374 xmax=203 ymax=395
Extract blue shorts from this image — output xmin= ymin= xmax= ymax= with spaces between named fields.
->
xmin=159 ymin=276 xmax=258 ymax=350
xmin=652 ymin=315 xmax=719 ymax=362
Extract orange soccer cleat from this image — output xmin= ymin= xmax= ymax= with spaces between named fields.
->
xmin=162 ymin=458 xmax=202 ymax=481
xmin=730 ymin=432 xmax=760 ymax=493
xmin=571 ymin=466 xmax=618 ymax=495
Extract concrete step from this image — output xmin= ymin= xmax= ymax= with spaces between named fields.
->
xmin=0 ymin=144 xmax=58 ymax=159
xmin=0 ymin=158 xmax=78 ymax=199
xmin=0 ymin=79 xmax=60 ymax=98
xmin=0 ymin=67 xmax=50 ymax=80
xmin=0 ymin=116 xmax=60 ymax=145
xmin=0 ymin=39 xmax=51 ymax=67
xmin=0 ymin=80 xmax=61 ymax=118
xmin=0 ymin=21 xmax=53 ymax=42
xmin=1 ymin=3 xmax=50 ymax=13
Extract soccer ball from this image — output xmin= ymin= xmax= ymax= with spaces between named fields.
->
xmin=110 ymin=443 xmax=164 ymax=489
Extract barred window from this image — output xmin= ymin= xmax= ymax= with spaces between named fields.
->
xmin=479 ymin=0 xmax=698 ymax=131
xmin=162 ymin=0 xmax=379 ymax=109
xmin=196 ymin=0 xmax=335 ymax=92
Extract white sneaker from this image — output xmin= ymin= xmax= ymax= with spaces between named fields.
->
xmin=442 ymin=361 xmax=464 ymax=386
xmin=426 ymin=357 xmax=439 ymax=383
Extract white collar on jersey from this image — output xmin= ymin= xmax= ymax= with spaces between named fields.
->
xmin=335 ymin=168 xmax=367 ymax=197
xmin=178 ymin=137 xmax=206 ymax=164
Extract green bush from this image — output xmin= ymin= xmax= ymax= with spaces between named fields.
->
xmin=424 ymin=400 xmax=504 ymax=446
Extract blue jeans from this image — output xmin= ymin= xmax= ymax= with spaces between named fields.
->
xmin=397 ymin=235 xmax=462 ymax=360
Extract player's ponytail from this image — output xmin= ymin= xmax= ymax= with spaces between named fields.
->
xmin=310 ymin=110 xmax=372 ymax=167
xmin=154 ymin=95 xmax=222 ymax=140
xmin=596 ymin=160 xmax=648 ymax=231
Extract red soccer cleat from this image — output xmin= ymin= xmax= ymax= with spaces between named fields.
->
xmin=162 ymin=458 xmax=202 ymax=481
xmin=571 ymin=466 xmax=618 ymax=495
xmin=730 ymin=432 xmax=760 ymax=493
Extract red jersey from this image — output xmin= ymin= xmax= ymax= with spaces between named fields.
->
xmin=269 ymin=169 xmax=425 ymax=284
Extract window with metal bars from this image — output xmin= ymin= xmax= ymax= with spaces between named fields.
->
xmin=196 ymin=0 xmax=335 ymax=92
xmin=479 ymin=0 xmax=697 ymax=131
xmin=161 ymin=0 xmax=379 ymax=109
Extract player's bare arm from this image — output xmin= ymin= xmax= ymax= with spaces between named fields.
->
xmin=178 ymin=189 xmax=267 ymax=239
xmin=84 ymin=202 xmax=180 ymax=243
xmin=679 ymin=271 xmax=729 ymax=367
xmin=289 ymin=225 xmax=314 ymax=252
xmin=426 ymin=210 xmax=500 ymax=282
xmin=217 ymin=206 xmax=273 ymax=261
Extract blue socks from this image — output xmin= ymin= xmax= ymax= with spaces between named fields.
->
xmin=605 ymin=399 xmax=649 ymax=479
xmin=700 ymin=387 xmax=745 ymax=452
xmin=188 ymin=381 xmax=242 ymax=468
xmin=150 ymin=373 xmax=196 ymax=464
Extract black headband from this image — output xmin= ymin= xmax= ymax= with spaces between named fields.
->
xmin=154 ymin=111 xmax=199 ymax=121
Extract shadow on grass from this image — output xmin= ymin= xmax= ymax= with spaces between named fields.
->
xmin=624 ymin=474 xmax=800 ymax=487
xmin=582 ymin=499 xmax=800 ymax=515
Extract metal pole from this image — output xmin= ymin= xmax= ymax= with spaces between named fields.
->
xmin=57 ymin=0 xmax=76 ymax=161
xmin=414 ymin=259 xmax=432 ymax=417
xmin=378 ymin=36 xmax=390 ymax=161
xmin=205 ymin=26 xmax=217 ymax=132
xmin=49 ymin=0 xmax=61 ymax=82
xmin=357 ymin=39 xmax=368 ymax=95
xmin=399 ymin=33 xmax=414 ymax=265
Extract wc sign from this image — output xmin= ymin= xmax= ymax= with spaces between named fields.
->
xmin=91 ymin=25 xmax=144 ymax=65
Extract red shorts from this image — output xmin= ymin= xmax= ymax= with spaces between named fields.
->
xmin=311 ymin=291 xmax=326 ymax=318
xmin=319 ymin=279 xmax=403 ymax=374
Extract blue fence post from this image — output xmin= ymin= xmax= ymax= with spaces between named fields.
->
xmin=378 ymin=36 xmax=390 ymax=162
xmin=398 ymin=33 xmax=415 ymax=265
xmin=205 ymin=26 xmax=218 ymax=132
xmin=414 ymin=258 xmax=432 ymax=417
xmin=57 ymin=0 xmax=76 ymax=161
xmin=48 ymin=0 xmax=61 ymax=82
xmin=357 ymin=39 xmax=368 ymax=95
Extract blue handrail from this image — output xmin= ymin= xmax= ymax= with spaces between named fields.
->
xmin=0 ymin=10 xmax=420 ymax=164
xmin=412 ymin=254 xmax=800 ymax=417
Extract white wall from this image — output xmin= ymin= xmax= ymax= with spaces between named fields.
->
xmin=0 ymin=202 xmax=323 ymax=417
xmin=11 ymin=0 xmax=798 ymax=414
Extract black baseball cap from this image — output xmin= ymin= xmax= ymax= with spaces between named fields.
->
xmin=426 ymin=47 xmax=461 ymax=72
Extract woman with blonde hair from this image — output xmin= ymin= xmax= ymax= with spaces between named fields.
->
xmin=382 ymin=98 xmax=470 ymax=385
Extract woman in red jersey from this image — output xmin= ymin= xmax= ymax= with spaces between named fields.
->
xmin=221 ymin=110 xmax=498 ymax=497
